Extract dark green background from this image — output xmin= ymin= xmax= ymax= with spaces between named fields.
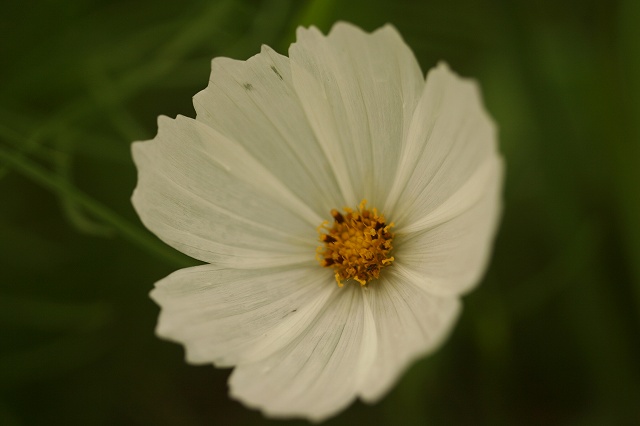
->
xmin=1 ymin=0 xmax=639 ymax=424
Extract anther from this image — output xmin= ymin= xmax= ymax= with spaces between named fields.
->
xmin=317 ymin=200 xmax=394 ymax=287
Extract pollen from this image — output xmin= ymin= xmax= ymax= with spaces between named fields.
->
xmin=317 ymin=200 xmax=395 ymax=287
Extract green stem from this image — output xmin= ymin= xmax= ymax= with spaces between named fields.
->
xmin=0 ymin=145 xmax=191 ymax=268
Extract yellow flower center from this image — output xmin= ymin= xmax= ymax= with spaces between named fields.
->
xmin=317 ymin=200 xmax=395 ymax=287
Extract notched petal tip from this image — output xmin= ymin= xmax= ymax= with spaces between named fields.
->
xmin=428 ymin=61 xmax=476 ymax=88
xmin=427 ymin=60 xmax=466 ymax=85
xmin=297 ymin=21 xmax=409 ymax=50
xmin=426 ymin=60 xmax=499 ymax=134
xmin=130 ymin=115 xmax=170 ymax=157
xmin=327 ymin=20 xmax=367 ymax=36
xmin=130 ymin=114 xmax=186 ymax=172
xmin=327 ymin=21 xmax=403 ymax=40
xmin=259 ymin=43 xmax=276 ymax=55
xmin=435 ymin=60 xmax=452 ymax=71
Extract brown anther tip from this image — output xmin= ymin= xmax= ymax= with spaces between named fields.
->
xmin=321 ymin=234 xmax=337 ymax=243
xmin=331 ymin=209 xmax=345 ymax=223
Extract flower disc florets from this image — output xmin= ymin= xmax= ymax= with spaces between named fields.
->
xmin=318 ymin=200 xmax=395 ymax=287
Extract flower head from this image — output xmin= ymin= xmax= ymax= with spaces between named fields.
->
xmin=132 ymin=22 xmax=503 ymax=421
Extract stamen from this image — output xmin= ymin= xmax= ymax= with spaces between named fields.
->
xmin=317 ymin=200 xmax=395 ymax=287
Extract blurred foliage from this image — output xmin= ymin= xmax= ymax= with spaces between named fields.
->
xmin=1 ymin=0 xmax=639 ymax=424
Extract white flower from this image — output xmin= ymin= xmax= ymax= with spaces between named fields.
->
xmin=132 ymin=22 xmax=503 ymax=422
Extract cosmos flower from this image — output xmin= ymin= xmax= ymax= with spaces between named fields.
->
xmin=132 ymin=22 xmax=503 ymax=421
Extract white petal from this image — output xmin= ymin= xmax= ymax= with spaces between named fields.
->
xmin=290 ymin=23 xmax=425 ymax=207
xmin=384 ymin=62 xmax=499 ymax=228
xmin=193 ymin=45 xmax=342 ymax=217
xmin=228 ymin=284 xmax=377 ymax=422
xmin=151 ymin=264 xmax=336 ymax=367
xmin=397 ymin=155 xmax=502 ymax=235
xmin=394 ymin=158 xmax=503 ymax=296
xmin=359 ymin=272 xmax=460 ymax=402
xmin=132 ymin=115 xmax=321 ymax=267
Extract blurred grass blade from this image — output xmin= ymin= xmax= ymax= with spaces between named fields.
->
xmin=17 ymin=0 xmax=238 ymax=156
xmin=84 ymin=63 xmax=147 ymax=142
xmin=51 ymin=133 xmax=114 ymax=237
xmin=115 ymin=0 xmax=236 ymax=96
xmin=0 ymin=117 xmax=41 ymax=179
xmin=0 ymin=145 xmax=190 ymax=268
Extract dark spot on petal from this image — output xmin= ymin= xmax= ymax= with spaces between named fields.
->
xmin=282 ymin=308 xmax=297 ymax=319
xmin=243 ymin=83 xmax=253 ymax=90
xmin=270 ymin=65 xmax=283 ymax=80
